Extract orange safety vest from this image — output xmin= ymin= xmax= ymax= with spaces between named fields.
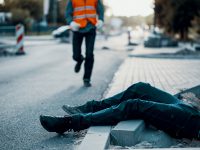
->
xmin=72 ymin=0 xmax=98 ymax=28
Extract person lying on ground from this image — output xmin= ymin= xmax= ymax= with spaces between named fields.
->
xmin=40 ymin=82 xmax=200 ymax=140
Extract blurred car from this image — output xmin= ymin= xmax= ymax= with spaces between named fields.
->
xmin=144 ymin=32 xmax=178 ymax=48
xmin=160 ymin=36 xmax=178 ymax=47
xmin=144 ymin=34 xmax=161 ymax=47
xmin=52 ymin=26 xmax=71 ymax=42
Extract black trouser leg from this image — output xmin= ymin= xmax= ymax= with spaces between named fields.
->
xmin=73 ymin=99 xmax=195 ymax=138
xmin=79 ymin=82 xmax=181 ymax=113
xmin=83 ymin=29 xmax=96 ymax=80
xmin=72 ymin=32 xmax=84 ymax=63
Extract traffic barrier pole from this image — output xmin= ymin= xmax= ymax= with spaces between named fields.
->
xmin=15 ymin=24 xmax=25 ymax=55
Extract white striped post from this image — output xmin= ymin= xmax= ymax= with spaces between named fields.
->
xmin=15 ymin=24 xmax=25 ymax=55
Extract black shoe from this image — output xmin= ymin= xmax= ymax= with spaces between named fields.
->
xmin=62 ymin=105 xmax=83 ymax=115
xmin=83 ymin=79 xmax=92 ymax=87
xmin=40 ymin=115 xmax=73 ymax=134
xmin=74 ymin=59 xmax=84 ymax=73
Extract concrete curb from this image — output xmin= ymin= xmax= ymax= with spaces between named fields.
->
xmin=78 ymin=126 xmax=112 ymax=150
xmin=110 ymin=120 xmax=145 ymax=146
xmin=129 ymin=54 xmax=200 ymax=59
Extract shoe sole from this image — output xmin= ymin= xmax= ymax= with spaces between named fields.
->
xmin=62 ymin=106 xmax=76 ymax=115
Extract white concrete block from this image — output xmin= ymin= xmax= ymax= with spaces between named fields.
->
xmin=78 ymin=126 xmax=112 ymax=150
xmin=110 ymin=120 xmax=145 ymax=146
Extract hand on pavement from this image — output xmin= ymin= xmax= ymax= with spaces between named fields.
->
xmin=70 ymin=21 xmax=80 ymax=31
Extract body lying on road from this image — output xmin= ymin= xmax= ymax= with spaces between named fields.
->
xmin=40 ymin=82 xmax=200 ymax=140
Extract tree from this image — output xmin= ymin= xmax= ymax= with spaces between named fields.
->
xmin=58 ymin=0 xmax=69 ymax=24
xmin=17 ymin=0 xmax=43 ymax=21
xmin=172 ymin=0 xmax=200 ymax=40
xmin=10 ymin=8 xmax=30 ymax=24
xmin=155 ymin=0 xmax=200 ymax=40
xmin=154 ymin=0 xmax=174 ymax=33
xmin=145 ymin=14 xmax=154 ymax=27
xmin=2 ymin=0 xmax=43 ymax=23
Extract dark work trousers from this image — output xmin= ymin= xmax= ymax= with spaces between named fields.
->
xmin=72 ymin=29 xmax=96 ymax=80
xmin=72 ymin=82 xmax=200 ymax=139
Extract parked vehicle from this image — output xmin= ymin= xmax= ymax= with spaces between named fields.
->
xmin=144 ymin=32 xmax=178 ymax=48
xmin=144 ymin=34 xmax=161 ymax=47
xmin=160 ymin=36 xmax=178 ymax=47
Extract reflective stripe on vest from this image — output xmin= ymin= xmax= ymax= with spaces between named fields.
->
xmin=86 ymin=14 xmax=96 ymax=18
xmin=85 ymin=6 xmax=95 ymax=10
xmin=74 ymin=7 xmax=85 ymax=11
xmin=73 ymin=14 xmax=96 ymax=20
xmin=74 ymin=6 xmax=95 ymax=12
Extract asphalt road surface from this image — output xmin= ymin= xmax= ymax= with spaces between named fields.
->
xmin=0 ymin=37 xmax=126 ymax=150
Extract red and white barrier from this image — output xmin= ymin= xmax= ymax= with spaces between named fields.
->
xmin=15 ymin=24 xmax=25 ymax=55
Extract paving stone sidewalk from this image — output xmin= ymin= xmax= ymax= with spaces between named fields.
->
xmin=79 ymin=45 xmax=200 ymax=150
xmin=107 ymin=46 xmax=200 ymax=97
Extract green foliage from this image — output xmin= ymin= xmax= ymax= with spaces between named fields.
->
xmin=173 ymin=0 xmax=200 ymax=39
xmin=58 ymin=0 xmax=68 ymax=23
xmin=3 ymin=0 xmax=43 ymax=21
xmin=154 ymin=0 xmax=174 ymax=32
xmin=15 ymin=0 xmax=43 ymax=21
xmin=155 ymin=0 xmax=200 ymax=40
xmin=10 ymin=8 xmax=30 ymax=24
